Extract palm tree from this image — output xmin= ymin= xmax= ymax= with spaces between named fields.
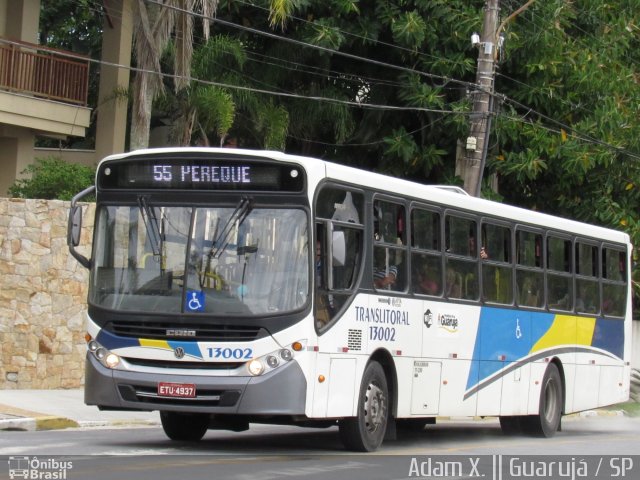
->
xmin=129 ymin=0 xmax=218 ymax=151
xmin=129 ymin=0 xmax=297 ymax=151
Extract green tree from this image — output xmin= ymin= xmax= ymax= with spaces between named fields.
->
xmin=9 ymin=157 xmax=95 ymax=201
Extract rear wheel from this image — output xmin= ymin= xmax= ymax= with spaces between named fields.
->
xmin=339 ymin=361 xmax=389 ymax=451
xmin=160 ymin=411 xmax=209 ymax=441
xmin=524 ymin=363 xmax=563 ymax=437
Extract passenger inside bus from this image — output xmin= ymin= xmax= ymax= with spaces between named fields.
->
xmin=415 ymin=261 xmax=440 ymax=295
xmin=445 ymin=269 xmax=462 ymax=298
xmin=374 ymin=263 xmax=398 ymax=289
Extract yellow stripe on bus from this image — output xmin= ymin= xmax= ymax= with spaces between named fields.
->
xmin=139 ymin=338 xmax=171 ymax=350
xmin=531 ymin=314 xmax=596 ymax=352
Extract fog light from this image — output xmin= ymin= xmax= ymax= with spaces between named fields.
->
xmin=248 ymin=359 xmax=264 ymax=376
xmin=88 ymin=340 xmax=99 ymax=352
xmin=95 ymin=348 xmax=107 ymax=360
xmin=280 ymin=349 xmax=292 ymax=361
xmin=105 ymin=353 xmax=120 ymax=369
xmin=267 ymin=355 xmax=279 ymax=368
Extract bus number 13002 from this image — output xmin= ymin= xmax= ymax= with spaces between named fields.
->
xmin=369 ymin=326 xmax=396 ymax=342
xmin=207 ymin=347 xmax=253 ymax=359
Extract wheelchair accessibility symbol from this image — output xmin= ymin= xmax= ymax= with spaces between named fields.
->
xmin=186 ymin=290 xmax=205 ymax=312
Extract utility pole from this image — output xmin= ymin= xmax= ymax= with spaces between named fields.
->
xmin=461 ymin=0 xmax=500 ymax=197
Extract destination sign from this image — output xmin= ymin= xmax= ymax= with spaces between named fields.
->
xmin=97 ymin=157 xmax=304 ymax=191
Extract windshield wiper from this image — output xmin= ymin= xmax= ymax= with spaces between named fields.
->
xmin=208 ymin=196 xmax=253 ymax=260
xmin=201 ymin=196 xmax=253 ymax=287
xmin=137 ymin=195 xmax=162 ymax=256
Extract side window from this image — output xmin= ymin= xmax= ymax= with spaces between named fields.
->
xmin=411 ymin=208 xmax=442 ymax=296
xmin=411 ymin=209 xmax=440 ymax=251
xmin=602 ymin=247 xmax=627 ymax=317
xmin=516 ymin=230 xmax=544 ymax=308
xmin=445 ymin=214 xmax=478 ymax=300
xmin=373 ymin=200 xmax=406 ymax=292
xmin=575 ymin=241 xmax=599 ymax=314
xmin=482 ymin=223 xmax=512 ymax=304
xmin=547 ymin=235 xmax=572 ymax=311
xmin=315 ymin=188 xmax=364 ymax=331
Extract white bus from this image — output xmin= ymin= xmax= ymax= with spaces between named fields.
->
xmin=68 ymin=148 xmax=631 ymax=451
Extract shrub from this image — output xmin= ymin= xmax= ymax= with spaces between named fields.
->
xmin=9 ymin=156 xmax=95 ymax=201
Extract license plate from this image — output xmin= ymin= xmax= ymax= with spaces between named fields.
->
xmin=158 ymin=382 xmax=196 ymax=398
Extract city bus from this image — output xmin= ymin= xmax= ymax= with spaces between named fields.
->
xmin=68 ymin=147 xmax=632 ymax=451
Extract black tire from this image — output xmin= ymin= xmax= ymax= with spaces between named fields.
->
xmin=499 ymin=415 xmax=524 ymax=435
xmin=339 ymin=361 xmax=389 ymax=451
xmin=160 ymin=411 xmax=209 ymax=441
xmin=525 ymin=363 xmax=563 ymax=437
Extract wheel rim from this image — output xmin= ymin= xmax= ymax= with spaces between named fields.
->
xmin=543 ymin=377 xmax=559 ymax=424
xmin=364 ymin=382 xmax=386 ymax=434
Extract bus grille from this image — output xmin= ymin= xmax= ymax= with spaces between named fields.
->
xmin=106 ymin=321 xmax=266 ymax=341
xmin=123 ymin=357 xmax=244 ymax=371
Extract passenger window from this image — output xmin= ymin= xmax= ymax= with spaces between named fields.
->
xmin=575 ymin=242 xmax=599 ymax=314
xmin=516 ymin=230 xmax=544 ymax=308
xmin=412 ymin=253 xmax=443 ymax=296
xmin=373 ymin=200 xmax=406 ymax=291
xmin=482 ymin=223 xmax=512 ymax=304
xmin=602 ymin=247 xmax=627 ymax=317
xmin=445 ymin=216 xmax=477 ymax=258
xmin=411 ymin=209 xmax=440 ymax=251
xmin=445 ymin=214 xmax=478 ymax=300
xmin=547 ymin=236 xmax=572 ymax=311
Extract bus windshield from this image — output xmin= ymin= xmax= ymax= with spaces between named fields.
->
xmin=90 ymin=203 xmax=309 ymax=316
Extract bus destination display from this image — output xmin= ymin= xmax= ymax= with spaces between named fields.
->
xmin=98 ymin=158 xmax=304 ymax=191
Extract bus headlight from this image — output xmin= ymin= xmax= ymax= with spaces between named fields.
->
xmin=248 ymin=359 xmax=264 ymax=376
xmin=105 ymin=353 xmax=121 ymax=369
xmin=280 ymin=349 xmax=292 ymax=361
xmin=86 ymin=338 xmax=122 ymax=370
xmin=266 ymin=356 xmax=279 ymax=368
xmin=246 ymin=341 xmax=305 ymax=376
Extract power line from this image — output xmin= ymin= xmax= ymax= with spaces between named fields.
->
xmin=0 ymin=37 xmax=463 ymax=117
xmin=143 ymin=0 xmax=484 ymax=93
xmin=33 ymin=2 xmax=640 ymax=162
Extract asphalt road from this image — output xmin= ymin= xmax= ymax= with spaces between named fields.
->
xmin=1 ymin=415 xmax=639 ymax=480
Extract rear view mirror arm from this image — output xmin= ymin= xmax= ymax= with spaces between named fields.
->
xmin=67 ymin=185 xmax=95 ymax=269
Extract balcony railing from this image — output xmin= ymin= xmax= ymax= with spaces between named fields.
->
xmin=0 ymin=37 xmax=89 ymax=106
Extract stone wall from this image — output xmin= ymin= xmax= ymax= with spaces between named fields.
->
xmin=0 ymin=197 xmax=94 ymax=389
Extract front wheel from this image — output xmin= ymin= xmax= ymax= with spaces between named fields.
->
xmin=160 ymin=411 xmax=209 ymax=441
xmin=524 ymin=363 xmax=563 ymax=437
xmin=339 ymin=361 xmax=389 ymax=451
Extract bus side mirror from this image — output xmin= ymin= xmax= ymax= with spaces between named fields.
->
xmin=67 ymin=185 xmax=95 ymax=269
xmin=68 ymin=205 xmax=83 ymax=247
xmin=332 ymin=231 xmax=346 ymax=267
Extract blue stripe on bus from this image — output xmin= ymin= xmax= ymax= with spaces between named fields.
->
xmin=592 ymin=318 xmax=624 ymax=359
xmin=167 ymin=340 xmax=203 ymax=359
xmin=466 ymin=307 xmax=624 ymax=392
xmin=96 ymin=330 xmax=139 ymax=350
xmin=95 ymin=330 xmax=203 ymax=359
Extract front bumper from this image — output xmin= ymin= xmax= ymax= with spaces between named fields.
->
xmin=84 ymin=353 xmax=307 ymax=415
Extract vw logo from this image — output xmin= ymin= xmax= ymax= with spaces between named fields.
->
xmin=174 ymin=347 xmax=185 ymax=359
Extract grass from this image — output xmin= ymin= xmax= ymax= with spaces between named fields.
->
xmin=601 ymin=401 xmax=640 ymax=417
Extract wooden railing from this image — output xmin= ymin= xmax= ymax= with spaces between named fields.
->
xmin=0 ymin=37 xmax=89 ymax=106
